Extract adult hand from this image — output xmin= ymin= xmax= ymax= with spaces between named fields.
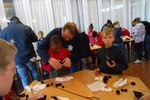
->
xmin=62 ymin=57 xmax=71 ymax=68
xmin=48 ymin=57 xmax=62 ymax=70
xmin=106 ymin=60 xmax=116 ymax=69
xmin=28 ymin=92 xmax=50 ymax=100
xmin=94 ymin=68 xmax=100 ymax=76
xmin=139 ymin=94 xmax=150 ymax=100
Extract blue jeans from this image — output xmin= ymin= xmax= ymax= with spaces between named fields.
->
xmin=145 ymin=34 xmax=150 ymax=59
xmin=70 ymin=61 xmax=81 ymax=73
xmin=135 ymin=42 xmax=143 ymax=60
xmin=16 ymin=60 xmax=39 ymax=88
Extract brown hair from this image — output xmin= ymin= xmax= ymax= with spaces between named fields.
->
xmin=50 ymin=35 xmax=62 ymax=45
xmin=113 ymin=21 xmax=119 ymax=27
xmin=133 ymin=17 xmax=141 ymax=23
xmin=102 ymin=28 xmax=115 ymax=37
xmin=62 ymin=22 xmax=77 ymax=35
xmin=38 ymin=31 xmax=43 ymax=35
xmin=0 ymin=39 xmax=17 ymax=71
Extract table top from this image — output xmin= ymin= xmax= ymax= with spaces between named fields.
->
xmin=121 ymin=37 xmax=135 ymax=42
xmin=21 ymin=70 xmax=150 ymax=100
xmin=90 ymin=44 xmax=101 ymax=51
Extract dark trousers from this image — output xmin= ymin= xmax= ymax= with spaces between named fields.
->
xmin=135 ymin=42 xmax=143 ymax=60
xmin=145 ymin=34 xmax=150 ymax=59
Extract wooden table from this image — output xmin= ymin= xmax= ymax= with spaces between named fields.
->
xmin=21 ymin=70 xmax=150 ymax=100
xmin=122 ymin=38 xmax=135 ymax=61
xmin=90 ymin=44 xmax=101 ymax=51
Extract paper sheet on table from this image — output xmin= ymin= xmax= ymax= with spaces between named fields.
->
xmin=55 ymin=76 xmax=73 ymax=82
xmin=25 ymin=83 xmax=46 ymax=93
xmin=113 ymin=78 xmax=127 ymax=88
xmin=87 ymin=81 xmax=112 ymax=92
xmin=95 ymin=76 xmax=103 ymax=81
xmin=57 ymin=96 xmax=70 ymax=100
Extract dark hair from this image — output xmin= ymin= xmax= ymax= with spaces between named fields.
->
xmin=63 ymin=22 xmax=77 ymax=35
xmin=9 ymin=16 xmax=20 ymax=22
xmin=50 ymin=35 xmax=62 ymax=45
xmin=92 ymin=31 xmax=97 ymax=37
xmin=89 ymin=23 xmax=94 ymax=29
xmin=107 ymin=20 xmax=112 ymax=24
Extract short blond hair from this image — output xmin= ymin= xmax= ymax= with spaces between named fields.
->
xmin=0 ymin=39 xmax=17 ymax=71
xmin=102 ymin=28 xmax=115 ymax=37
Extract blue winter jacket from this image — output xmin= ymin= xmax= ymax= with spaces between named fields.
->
xmin=0 ymin=20 xmax=38 ymax=65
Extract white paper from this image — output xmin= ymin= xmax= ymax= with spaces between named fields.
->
xmin=87 ymin=81 xmax=112 ymax=92
xmin=95 ymin=76 xmax=103 ymax=81
xmin=25 ymin=82 xmax=46 ymax=93
xmin=113 ymin=78 xmax=127 ymax=88
xmin=57 ymin=96 xmax=70 ymax=100
xmin=55 ymin=76 xmax=73 ymax=82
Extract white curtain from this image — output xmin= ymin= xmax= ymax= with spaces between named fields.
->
xmin=131 ymin=0 xmax=141 ymax=21
xmin=71 ymin=0 xmax=84 ymax=32
xmin=145 ymin=0 xmax=150 ymax=21
xmin=87 ymin=0 xmax=99 ymax=32
xmin=114 ymin=0 xmax=123 ymax=26
xmin=13 ymin=0 xmax=33 ymax=28
xmin=0 ymin=0 xmax=7 ymax=29
xmin=51 ymin=0 xmax=66 ymax=27
xmin=29 ymin=0 xmax=50 ymax=35
xmin=101 ymin=0 xmax=111 ymax=26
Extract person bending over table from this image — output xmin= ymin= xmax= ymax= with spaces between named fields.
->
xmin=37 ymin=22 xmax=81 ymax=73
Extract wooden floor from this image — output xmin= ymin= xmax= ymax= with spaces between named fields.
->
xmin=123 ymin=60 xmax=150 ymax=89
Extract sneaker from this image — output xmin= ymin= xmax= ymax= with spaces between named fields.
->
xmin=133 ymin=59 xmax=142 ymax=63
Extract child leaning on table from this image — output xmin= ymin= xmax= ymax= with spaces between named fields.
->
xmin=94 ymin=28 xmax=128 ymax=75
xmin=42 ymin=35 xmax=71 ymax=78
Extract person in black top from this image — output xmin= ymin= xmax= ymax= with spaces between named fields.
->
xmin=141 ymin=21 xmax=150 ymax=60
xmin=0 ymin=16 xmax=39 ymax=88
xmin=94 ymin=28 xmax=128 ymax=75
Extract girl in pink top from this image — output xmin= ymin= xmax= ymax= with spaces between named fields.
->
xmin=88 ymin=23 xmax=97 ymax=45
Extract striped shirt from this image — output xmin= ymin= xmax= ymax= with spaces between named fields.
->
xmin=133 ymin=23 xmax=146 ymax=43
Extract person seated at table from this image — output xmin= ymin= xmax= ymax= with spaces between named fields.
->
xmin=42 ymin=35 xmax=71 ymax=78
xmin=101 ymin=19 xmax=113 ymax=31
xmin=0 ymin=39 xmax=46 ymax=100
xmin=88 ymin=23 xmax=97 ymax=45
xmin=97 ymin=32 xmax=104 ymax=46
xmin=113 ymin=21 xmax=127 ymax=55
xmin=94 ymin=28 xmax=128 ymax=75
xmin=122 ymin=28 xmax=130 ymax=36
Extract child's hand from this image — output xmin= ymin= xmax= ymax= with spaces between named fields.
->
xmin=62 ymin=57 xmax=71 ymax=68
xmin=48 ymin=57 xmax=62 ymax=70
xmin=106 ymin=60 xmax=116 ymax=69
xmin=94 ymin=68 xmax=100 ymax=76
